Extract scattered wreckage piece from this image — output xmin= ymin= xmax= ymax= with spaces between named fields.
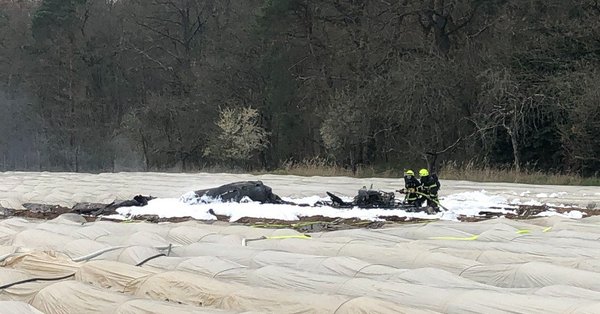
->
xmin=324 ymin=190 xmax=396 ymax=208
xmin=191 ymin=181 xmax=287 ymax=204
xmin=0 ymin=206 xmax=14 ymax=218
xmin=5 ymin=195 xmax=155 ymax=221
xmin=207 ymin=208 xmax=229 ymax=221
xmin=16 ymin=203 xmax=72 ymax=219
xmin=22 ymin=203 xmax=70 ymax=213
xmin=376 ymin=215 xmax=437 ymax=223
xmin=72 ymin=195 xmax=155 ymax=216
xmin=323 ymin=190 xmax=438 ymax=213
xmin=470 ymin=204 xmax=594 ymax=221
xmin=72 ymin=202 xmax=114 ymax=215
xmin=515 ymin=204 xmax=552 ymax=218
xmin=514 ymin=204 xmax=595 ymax=219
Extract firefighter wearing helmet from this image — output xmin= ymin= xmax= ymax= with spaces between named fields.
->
xmin=418 ymin=168 xmax=441 ymax=210
xmin=400 ymin=169 xmax=420 ymax=205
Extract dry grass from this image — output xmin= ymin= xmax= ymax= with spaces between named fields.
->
xmin=439 ymin=161 xmax=600 ymax=186
xmin=267 ymin=157 xmax=356 ymax=177
xmin=260 ymin=159 xmax=600 ymax=186
xmin=260 ymin=157 xmax=400 ymax=177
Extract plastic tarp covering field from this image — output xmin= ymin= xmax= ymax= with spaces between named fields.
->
xmin=1 ymin=214 xmax=600 ymax=313
xmin=0 ymin=171 xmax=599 ymax=313
xmin=0 ymin=301 xmax=44 ymax=314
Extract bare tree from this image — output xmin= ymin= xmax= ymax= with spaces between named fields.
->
xmin=476 ymin=68 xmax=550 ymax=172
xmin=125 ymin=0 xmax=215 ymax=95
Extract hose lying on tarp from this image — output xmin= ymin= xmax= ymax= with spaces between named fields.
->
xmin=242 ymin=234 xmax=311 ymax=246
xmin=0 ymin=244 xmax=174 ymax=289
xmin=0 ymin=273 xmax=75 ymax=290
xmin=414 ymin=191 xmax=450 ymax=211
xmin=1 ymin=244 xmax=175 ymax=268
xmin=71 ymin=246 xmax=127 ymax=262
xmin=72 ymin=244 xmax=175 ymax=262
xmin=135 ymin=254 xmax=166 ymax=266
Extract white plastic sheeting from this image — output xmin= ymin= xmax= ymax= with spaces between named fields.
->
xmin=31 ymin=281 xmax=237 ymax=314
xmin=3 ymin=214 xmax=600 ymax=313
xmin=0 ymin=301 xmax=44 ymax=314
xmin=461 ymin=262 xmax=600 ymax=290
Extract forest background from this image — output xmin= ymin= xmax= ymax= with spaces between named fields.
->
xmin=0 ymin=0 xmax=599 ymax=184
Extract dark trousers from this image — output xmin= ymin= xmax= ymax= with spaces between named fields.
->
xmin=418 ymin=193 xmax=438 ymax=208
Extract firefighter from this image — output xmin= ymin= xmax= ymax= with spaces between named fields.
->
xmin=418 ymin=168 xmax=441 ymax=210
xmin=399 ymin=169 xmax=420 ymax=205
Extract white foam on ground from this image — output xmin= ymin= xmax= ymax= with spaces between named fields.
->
xmin=114 ymin=189 xmax=562 ymax=222
xmin=535 ymin=210 xmax=585 ymax=219
xmin=0 ymin=172 xmax=593 ymax=221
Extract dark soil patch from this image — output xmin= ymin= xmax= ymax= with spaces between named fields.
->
xmin=1 ymin=202 xmax=596 ymax=232
xmin=13 ymin=204 xmax=72 ymax=220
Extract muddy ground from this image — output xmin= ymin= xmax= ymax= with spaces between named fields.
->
xmin=2 ymin=201 xmax=597 ymax=233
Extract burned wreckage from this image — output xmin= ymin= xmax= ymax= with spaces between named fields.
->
xmin=324 ymin=188 xmax=439 ymax=213
xmin=10 ymin=181 xmax=440 ymax=221
xmin=187 ymin=181 xmax=439 ymax=213
xmin=191 ymin=181 xmax=286 ymax=204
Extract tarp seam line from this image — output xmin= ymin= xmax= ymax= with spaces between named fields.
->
xmin=335 ymin=239 xmax=358 ymax=257
xmin=332 ymin=297 xmax=355 ymax=314
xmin=212 ymin=266 xmax=247 ymax=279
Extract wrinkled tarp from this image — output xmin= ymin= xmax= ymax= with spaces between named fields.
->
xmin=0 ymin=301 xmax=44 ymax=314
xmin=3 ymin=214 xmax=600 ymax=313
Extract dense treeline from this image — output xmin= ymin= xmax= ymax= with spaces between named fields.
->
xmin=0 ymin=0 xmax=599 ymax=175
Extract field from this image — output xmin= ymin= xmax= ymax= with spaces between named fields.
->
xmin=1 ymin=172 xmax=600 ymax=313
